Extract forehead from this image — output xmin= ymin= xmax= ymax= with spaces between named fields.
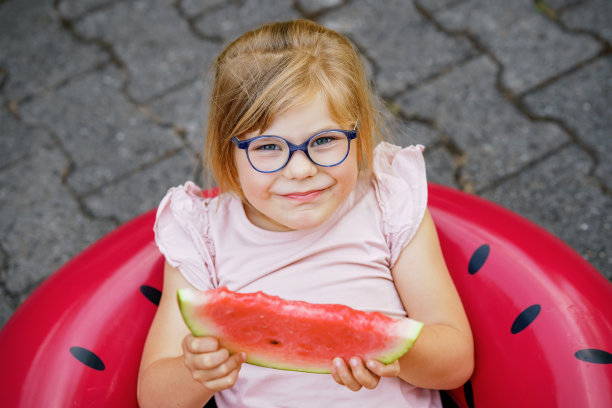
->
xmin=257 ymin=93 xmax=340 ymax=137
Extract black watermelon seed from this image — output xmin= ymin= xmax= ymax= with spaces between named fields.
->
xmin=511 ymin=304 xmax=541 ymax=334
xmin=575 ymin=349 xmax=612 ymax=364
xmin=468 ymin=244 xmax=490 ymax=275
xmin=140 ymin=285 xmax=161 ymax=306
xmin=69 ymin=346 xmax=105 ymax=371
xmin=464 ymin=379 xmax=474 ymax=408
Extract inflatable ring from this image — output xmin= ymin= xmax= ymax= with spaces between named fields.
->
xmin=1 ymin=185 xmax=610 ymax=407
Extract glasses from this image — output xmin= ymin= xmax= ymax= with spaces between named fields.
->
xmin=232 ymin=125 xmax=357 ymax=173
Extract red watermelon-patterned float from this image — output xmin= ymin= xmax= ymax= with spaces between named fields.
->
xmin=0 ymin=185 xmax=610 ymax=407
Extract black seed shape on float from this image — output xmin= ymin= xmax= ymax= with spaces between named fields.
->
xmin=464 ymin=379 xmax=475 ymax=408
xmin=69 ymin=346 xmax=105 ymax=371
xmin=511 ymin=304 xmax=541 ymax=334
xmin=140 ymin=285 xmax=162 ymax=306
xmin=468 ymin=244 xmax=490 ymax=275
xmin=575 ymin=349 xmax=612 ymax=364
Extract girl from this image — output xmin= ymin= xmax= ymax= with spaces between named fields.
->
xmin=138 ymin=19 xmax=473 ymax=408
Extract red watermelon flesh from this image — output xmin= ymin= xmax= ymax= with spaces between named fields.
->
xmin=177 ymin=287 xmax=423 ymax=374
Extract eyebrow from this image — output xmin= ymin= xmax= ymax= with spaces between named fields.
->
xmin=260 ymin=125 xmax=342 ymax=138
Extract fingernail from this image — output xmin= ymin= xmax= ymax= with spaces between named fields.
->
xmin=350 ymin=357 xmax=359 ymax=367
xmin=241 ymin=352 xmax=247 ymax=361
xmin=366 ymin=360 xmax=376 ymax=370
xmin=334 ymin=358 xmax=343 ymax=368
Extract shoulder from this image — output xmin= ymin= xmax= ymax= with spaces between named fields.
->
xmin=372 ymin=142 xmax=428 ymax=266
xmin=153 ymin=182 xmax=221 ymax=290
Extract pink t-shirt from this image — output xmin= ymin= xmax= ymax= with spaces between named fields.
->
xmin=154 ymin=142 xmax=441 ymax=408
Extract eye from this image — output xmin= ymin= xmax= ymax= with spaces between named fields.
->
xmin=250 ymin=137 xmax=285 ymax=152
xmin=255 ymin=144 xmax=281 ymax=151
xmin=311 ymin=132 xmax=343 ymax=148
xmin=312 ymin=136 xmax=333 ymax=146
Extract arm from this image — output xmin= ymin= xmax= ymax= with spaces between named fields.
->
xmin=390 ymin=209 xmax=474 ymax=389
xmin=137 ymin=262 xmax=246 ymax=408
xmin=332 ymin=210 xmax=473 ymax=391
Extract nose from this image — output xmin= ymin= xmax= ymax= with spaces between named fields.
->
xmin=282 ymin=150 xmax=317 ymax=179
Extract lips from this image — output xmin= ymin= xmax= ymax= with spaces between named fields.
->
xmin=281 ymin=189 xmax=325 ymax=202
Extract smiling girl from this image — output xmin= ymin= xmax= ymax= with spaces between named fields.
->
xmin=138 ymin=19 xmax=473 ymax=408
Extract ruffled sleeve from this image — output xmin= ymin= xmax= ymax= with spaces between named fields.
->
xmin=153 ymin=181 xmax=217 ymax=290
xmin=373 ymin=142 xmax=428 ymax=266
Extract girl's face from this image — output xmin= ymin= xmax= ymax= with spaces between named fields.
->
xmin=234 ymin=93 xmax=359 ymax=231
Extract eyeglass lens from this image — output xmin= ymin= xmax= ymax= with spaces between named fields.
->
xmin=247 ymin=131 xmax=350 ymax=172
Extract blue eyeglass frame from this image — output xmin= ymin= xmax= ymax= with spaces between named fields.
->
xmin=231 ymin=125 xmax=358 ymax=173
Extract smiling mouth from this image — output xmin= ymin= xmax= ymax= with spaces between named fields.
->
xmin=281 ymin=189 xmax=325 ymax=202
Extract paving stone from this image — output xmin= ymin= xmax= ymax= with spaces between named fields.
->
xmin=0 ymin=302 xmax=13 ymax=330
xmin=296 ymin=0 xmax=344 ymax=15
xmin=0 ymin=290 xmax=14 ymax=329
xmin=561 ymin=0 xmax=612 ymax=43
xmin=320 ymin=0 xmax=476 ymax=96
xmin=83 ymin=149 xmax=203 ymax=223
xmin=540 ymin=0 xmax=581 ymax=10
xmin=194 ymin=0 xmax=299 ymax=41
xmin=19 ymin=65 xmax=182 ymax=195
xmin=415 ymin=0 xmax=468 ymax=13
xmin=434 ymin=0 xmax=601 ymax=93
xmin=397 ymin=56 xmax=569 ymax=191
xmin=0 ymin=147 xmax=116 ymax=295
xmin=0 ymin=106 xmax=53 ymax=167
xmin=180 ymin=0 xmax=228 ymax=18
xmin=0 ymin=0 xmax=108 ymax=101
xmin=424 ymin=146 xmax=458 ymax=188
xmin=482 ymin=145 xmax=611 ymax=277
xmin=74 ymin=0 xmax=222 ymax=102
xmin=57 ymin=0 xmax=118 ymax=19
xmin=524 ymin=55 xmax=612 ymax=189
xmin=148 ymin=77 xmax=210 ymax=152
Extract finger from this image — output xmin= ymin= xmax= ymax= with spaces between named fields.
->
xmin=209 ymin=352 xmax=247 ymax=376
xmin=183 ymin=335 xmax=220 ymax=353
xmin=333 ymin=358 xmax=362 ymax=392
xmin=193 ymin=347 xmax=230 ymax=370
xmin=203 ymin=366 xmax=241 ymax=391
xmin=365 ymin=359 xmax=401 ymax=378
xmin=203 ymin=354 xmax=246 ymax=391
xmin=348 ymin=357 xmax=380 ymax=390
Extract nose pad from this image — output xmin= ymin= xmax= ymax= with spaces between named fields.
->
xmin=283 ymin=150 xmax=317 ymax=179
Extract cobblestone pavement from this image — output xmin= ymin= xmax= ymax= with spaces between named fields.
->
xmin=1 ymin=0 xmax=611 ymax=327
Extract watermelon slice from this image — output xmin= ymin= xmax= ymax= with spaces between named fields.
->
xmin=177 ymin=287 xmax=423 ymax=374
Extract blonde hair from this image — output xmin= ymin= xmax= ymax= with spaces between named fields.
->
xmin=205 ymin=19 xmax=384 ymax=196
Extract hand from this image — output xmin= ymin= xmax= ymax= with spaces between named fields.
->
xmin=182 ymin=335 xmax=247 ymax=392
xmin=330 ymin=357 xmax=401 ymax=391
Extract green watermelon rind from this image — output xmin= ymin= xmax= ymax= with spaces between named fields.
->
xmin=177 ymin=288 xmax=424 ymax=374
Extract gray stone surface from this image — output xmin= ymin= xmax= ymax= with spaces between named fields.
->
xmin=74 ymin=0 xmax=222 ymax=102
xmin=561 ymin=0 xmax=612 ymax=45
xmin=483 ymin=145 xmax=611 ymax=272
xmin=296 ymin=0 xmax=344 ymax=15
xmin=396 ymin=56 xmax=569 ymax=191
xmin=194 ymin=0 xmax=300 ymax=41
xmin=0 ymin=147 xmax=115 ymax=296
xmin=57 ymin=0 xmax=118 ymax=19
xmin=180 ymin=0 xmax=229 ymax=18
xmin=0 ymin=0 xmax=108 ymax=101
xmin=433 ymin=0 xmax=602 ymax=93
xmin=1 ymin=106 xmax=53 ymax=167
xmin=19 ymin=65 xmax=182 ymax=195
xmin=524 ymin=55 xmax=612 ymax=190
xmin=83 ymin=148 xmax=203 ymax=223
xmin=320 ymin=0 xmax=477 ymax=96
xmin=424 ymin=146 xmax=458 ymax=188
xmin=148 ymin=77 xmax=210 ymax=152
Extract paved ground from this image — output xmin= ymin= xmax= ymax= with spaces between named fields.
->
xmin=1 ymin=0 xmax=611 ymax=327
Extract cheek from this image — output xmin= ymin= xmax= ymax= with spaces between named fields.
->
xmin=235 ymin=155 xmax=274 ymax=200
